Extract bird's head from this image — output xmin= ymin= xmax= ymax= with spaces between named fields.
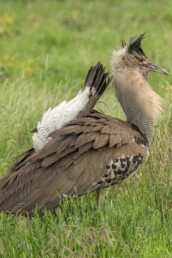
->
xmin=111 ymin=33 xmax=169 ymax=79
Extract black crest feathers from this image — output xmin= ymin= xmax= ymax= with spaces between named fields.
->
xmin=121 ymin=33 xmax=146 ymax=57
xmin=128 ymin=33 xmax=146 ymax=57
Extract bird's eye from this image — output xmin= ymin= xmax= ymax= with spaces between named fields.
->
xmin=138 ymin=56 xmax=145 ymax=62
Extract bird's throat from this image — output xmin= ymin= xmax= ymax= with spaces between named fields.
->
xmin=113 ymin=71 xmax=164 ymax=143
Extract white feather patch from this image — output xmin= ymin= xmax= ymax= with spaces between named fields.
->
xmin=33 ymin=87 xmax=90 ymax=150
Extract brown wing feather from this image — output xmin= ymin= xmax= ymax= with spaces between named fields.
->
xmin=0 ymin=112 xmax=147 ymax=216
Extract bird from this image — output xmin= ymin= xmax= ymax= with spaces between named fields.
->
xmin=0 ymin=34 xmax=168 ymax=216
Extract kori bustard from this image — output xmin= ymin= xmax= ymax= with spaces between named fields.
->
xmin=0 ymin=35 xmax=168 ymax=216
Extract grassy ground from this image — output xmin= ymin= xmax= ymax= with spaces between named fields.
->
xmin=0 ymin=0 xmax=172 ymax=257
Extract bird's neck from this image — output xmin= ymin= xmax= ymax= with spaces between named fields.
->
xmin=113 ymin=69 xmax=164 ymax=143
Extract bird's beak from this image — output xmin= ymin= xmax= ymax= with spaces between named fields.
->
xmin=149 ymin=62 xmax=169 ymax=75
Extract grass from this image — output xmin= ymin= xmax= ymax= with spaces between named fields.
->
xmin=0 ymin=0 xmax=172 ymax=257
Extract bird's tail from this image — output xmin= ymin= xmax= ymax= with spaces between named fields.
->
xmin=78 ymin=62 xmax=111 ymax=117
